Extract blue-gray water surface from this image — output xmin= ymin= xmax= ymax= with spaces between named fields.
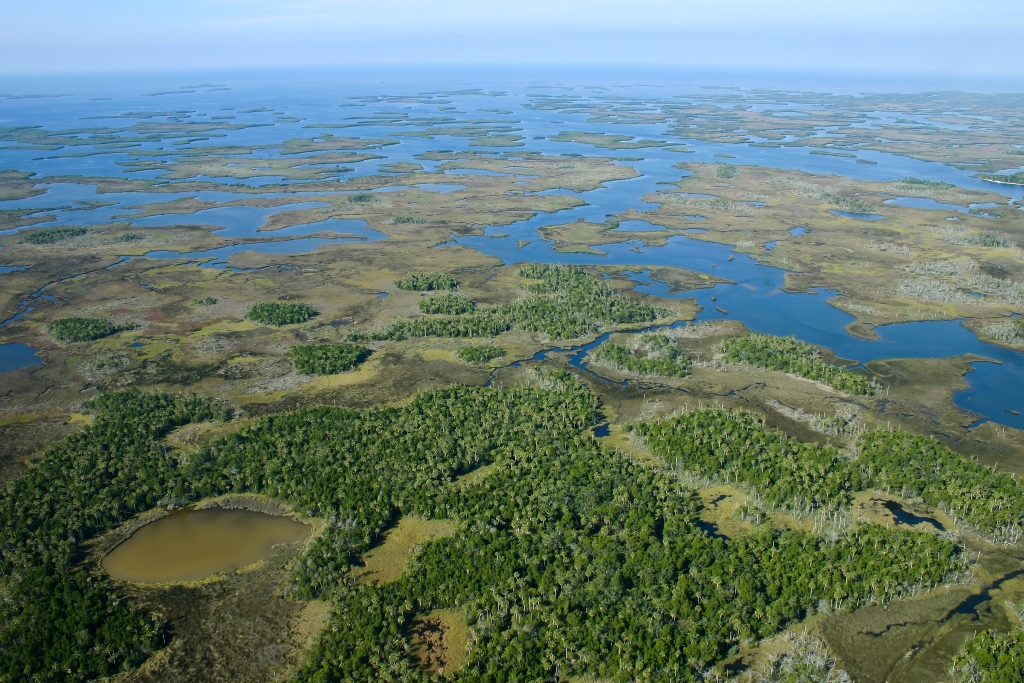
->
xmin=1 ymin=76 xmax=1023 ymax=428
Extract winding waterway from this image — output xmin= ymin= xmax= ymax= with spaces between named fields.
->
xmin=1 ymin=79 xmax=1023 ymax=428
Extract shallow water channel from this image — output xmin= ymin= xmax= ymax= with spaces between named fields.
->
xmin=102 ymin=508 xmax=310 ymax=583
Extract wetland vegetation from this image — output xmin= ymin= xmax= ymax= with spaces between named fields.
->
xmin=454 ymin=343 xmax=504 ymax=364
xmin=245 ymin=302 xmax=319 ymax=326
xmin=351 ymin=265 xmax=662 ymax=342
xmin=288 ymin=344 xmax=372 ymax=375
xmin=591 ymin=333 xmax=692 ymax=377
xmin=2 ymin=84 xmax=1024 ymax=682
xmin=49 ymin=317 xmax=134 ymax=342
xmin=395 ymin=272 xmax=459 ymax=291
xmin=717 ymin=334 xmax=875 ymax=395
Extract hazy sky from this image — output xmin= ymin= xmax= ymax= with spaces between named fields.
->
xmin=3 ymin=0 xmax=1021 ymax=77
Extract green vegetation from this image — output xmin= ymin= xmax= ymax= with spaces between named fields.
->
xmin=951 ymin=627 xmax=1024 ymax=683
xmin=49 ymin=317 xmax=133 ymax=342
xmin=977 ymin=172 xmax=1024 ymax=186
xmin=718 ymin=333 xmax=875 ymax=395
xmin=591 ymin=333 xmax=692 ymax=377
xmin=391 ymin=215 xmax=424 ymax=224
xmin=418 ymin=293 xmax=476 ymax=315
xmin=714 ymin=164 xmax=737 ymax=179
xmin=858 ymin=431 xmax=1024 ymax=541
xmin=637 ymin=407 xmax=1024 ymax=539
xmin=896 ymin=177 xmax=958 ymax=192
xmin=347 ymin=193 xmax=376 ymax=203
xmin=190 ymin=297 xmax=217 ymax=306
xmin=395 ymin=272 xmax=459 ymax=291
xmin=116 ymin=232 xmax=144 ymax=242
xmin=635 ymin=408 xmax=857 ymax=514
xmin=0 ymin=391 xmax=230 ymax=682
xmin=245 ymin=302 xmax=318 ymax=326
xmin=455 ymin=344 xmax=504 ymax=364
xmin=287 ymin=344 xmax=372 ymax=375
xmin=19 ymin=226 xmax=87 ymax=244
xmin=355 ymin=266 xmax=661 ymax=342
xmin=964 ymin=233 xmax=1015 ymax=248
xmin=0 ymin=380 xmax=965 ymax=682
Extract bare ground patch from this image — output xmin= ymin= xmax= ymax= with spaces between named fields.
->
xmin=350 ymin=516 xmax=458 ymax=585
xmin=407 ymin=608 xmax=469 ymax=674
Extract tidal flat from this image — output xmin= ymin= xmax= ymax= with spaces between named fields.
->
xmin=1 ymin=80 xmax=1024 ymax=683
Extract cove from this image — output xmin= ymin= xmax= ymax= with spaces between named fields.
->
xmin=102 ymin=507 xmax=310 ymax=583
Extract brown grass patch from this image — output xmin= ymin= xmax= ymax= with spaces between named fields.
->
xmin=407 ymin=608 xmax=469 ymax=674
xmin=698 ymin=485 xmax=754 ymax=539
xmin=350 ymin=516 xmax=457 ymax=585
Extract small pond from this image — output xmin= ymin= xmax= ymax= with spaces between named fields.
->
xmin=0 ymin=343 xmax=43 ymax=373
xmin=102 ymin=507 xmax=310 ymax=583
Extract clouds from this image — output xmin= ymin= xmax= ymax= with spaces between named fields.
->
xmin=1 ymin=0 xmax=1020 ymax=76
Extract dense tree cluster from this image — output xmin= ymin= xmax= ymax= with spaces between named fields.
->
xmin=418 ymin=293 xmax=476 ymax=315
xmin=591 ymin=333 xmax=692 ymax=377
xmin=634 ymin=408 xmax=856 ymax=513
xmin=951 ymin=626 xmax=1024 ymax=683
xmin=189 ymin=297 xmax=217 ymax=306
xmin=717 ymin=333 xmax=874 ymax=395
xmin=977 ymin=172 xmax=1024 ymax=186
xmin=288 ymin=344 xmax=372 ymax=375
xmin=19 ymin=226 xmax=86 ymax=244
xmin=637 ymin=407 xmax=1024 ymax=540
xmin=394 ymin=272 xmax=458 ymax=291
xmin=49 ymin=317 xmax=132 ymax=342
xmin=245 ymin=302 xmax=319 ymax=326
xmin=353 ymin=265 xmax=661 ymax=342
xmin=858 ymin=431 xmax=1024 ymax=541
xmin=455 ymin=344 xmax=504 ymax=364
xmin=0 ymin=391 xmax=231 ymax=682
xmin=0 ymin=381 xmax=965 ymax=682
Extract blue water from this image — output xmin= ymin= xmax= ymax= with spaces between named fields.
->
xmin=614 ymin=220 xmax=666 ymax=232
xmin=456 ymin=229 xmax=1024 ymax=428
xmin=884 ymin=197 xmax=969 ymax=214
xmin=0 ymin=343 xmax=43 ymax=373
xmin=415 ymin=183 xmax=469 ymax=194
xmin=0 ymin=266 xmax=30 ymax=274
xmin=1 ymin=77 xmax=1023 ymax=428
xmin=143 ymin=218 xmax=385 ymax=267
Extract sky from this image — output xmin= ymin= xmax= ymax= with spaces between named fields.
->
xmin=3 ymin=0 xmax=1022 ymax=80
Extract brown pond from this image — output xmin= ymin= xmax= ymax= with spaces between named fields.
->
xmin=102 ymin=507 xmax=310 ymax=583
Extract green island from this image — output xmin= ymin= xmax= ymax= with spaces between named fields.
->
xmin=49 ymin=317 xmax=133 ymax=342
xmin=717 ymin=333 xmax=875 ymax=395
xmin=454 ymin=343 xmax=504 ymax=364
xmin=395 ymin=272 xmax=459 ymax=291
xmin=591 ymin=333 xmax=693 ymax=377
xmin=351 ymin=265 xmax=662 ymax=342
xmin=19 ymin=226 xmax=88 ymax=244
xmin=287 ymin=344 xmax=372 ymax=375
xmin=245 ymin=302 xmax=319 ymax=326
